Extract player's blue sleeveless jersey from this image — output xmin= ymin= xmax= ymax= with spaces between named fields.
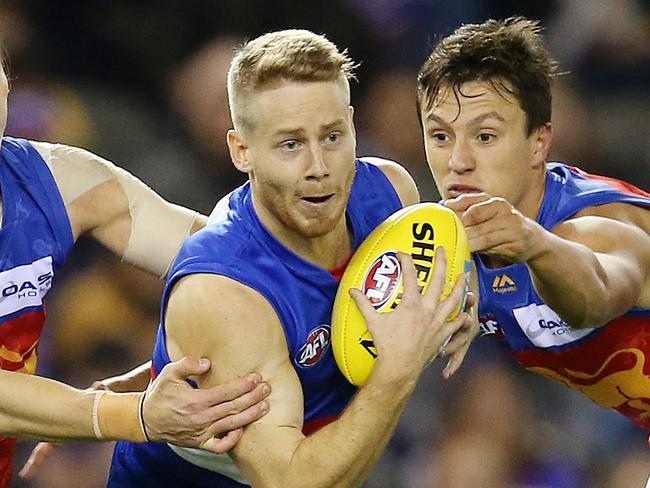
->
xmin=476 ymin=162 xmax=650 ymax=431
xmin=0 ymin=137 xmax=73 ymax=487
xmin=109 ymin=159 xmax=402 ymax=487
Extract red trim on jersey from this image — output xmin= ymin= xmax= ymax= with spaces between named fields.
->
xmin=0 ymin=310 xmax=45 ymax=372
xmin=302 ymin=414 xmax=339 ymax=436
xmin=0 ymin=437 xmax=15 ymax=488
xmin=570 ymin=166 xmax=650 ymax=198
xmin=329 ymin=255 xmax=352 ymax=282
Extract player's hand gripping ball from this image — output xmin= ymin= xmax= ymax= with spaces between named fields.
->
xmin=332 ymin=203 xmax=471 ymax=386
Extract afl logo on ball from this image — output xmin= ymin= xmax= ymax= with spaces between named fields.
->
xmin=296 ymin=325 xmax=331 ymax=368
xmin=362 ymin=251 xmax=401 ymax=310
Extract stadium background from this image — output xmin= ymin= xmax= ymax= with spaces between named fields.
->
xmin=1 ymin=0 xmax=649 ymax=486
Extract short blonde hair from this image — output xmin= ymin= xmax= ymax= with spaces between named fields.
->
xmin=228 ymin=29 xmax=356 ymax=133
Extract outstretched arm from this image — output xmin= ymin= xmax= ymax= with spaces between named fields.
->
xmin=0 ymin=357 xmax=269 ymax=447
xmin=31 ymin=141 xmax=207 ymax=278
xmin=446 ymin=194 xmax=650 ymax=328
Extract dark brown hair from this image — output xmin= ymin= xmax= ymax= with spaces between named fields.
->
xmin=417 ymin=17 xmax=559 ymax=134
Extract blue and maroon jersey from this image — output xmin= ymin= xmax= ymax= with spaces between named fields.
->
xmin=109 ymin=158 xmax=402 ymax=487
xmin=0 ymin=137 xmax=73 ymax=487
xmin=477 ymin=162 xmax=650 ymax=431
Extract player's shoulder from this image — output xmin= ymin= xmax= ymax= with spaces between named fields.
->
xmin=175 ymin=208 xmax=255 ymax=273
xmin=358 ymin=156 xmax=419 ymax=206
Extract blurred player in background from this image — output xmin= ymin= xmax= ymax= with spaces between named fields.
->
xmin=0 ymin=52 xmax=271 ymax=487
xmin=108 ymin=29 xmax=475 ymax=487
xmin=417 ymin=17 xmax=650 ymax=433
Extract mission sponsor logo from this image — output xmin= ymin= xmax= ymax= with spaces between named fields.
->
xmin=0 ymin=257 xmax=54 ymax=317
xmin=295 ymin=325 xmax=331 ymax=368
xmin=492 ymin=274 xmax=517 ymax=294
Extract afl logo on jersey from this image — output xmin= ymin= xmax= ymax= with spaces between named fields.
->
xmin=362 ymin=251 xmax=401 ymax=310
xmin=295 ymin=325 xmax=331 ymax=368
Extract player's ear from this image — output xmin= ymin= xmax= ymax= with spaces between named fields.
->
xmin=531 ymin=122 xmax=552 ymax=170
xmin=227 ymin=129 xmax=252 ymax=173
xmin=349 ymin=106 xmax=357 ymax=144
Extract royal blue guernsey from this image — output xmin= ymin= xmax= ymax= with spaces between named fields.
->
xmin=477 ymin=162 xmax=650 ymax=431
xmin=0 ymin=137 xmax=73 ymax=487
xmin=109 ymin=159 xmax=402 ymax=487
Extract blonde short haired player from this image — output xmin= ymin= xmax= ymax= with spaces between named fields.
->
xmin=108 ymin=29 xmax=474 ymax=487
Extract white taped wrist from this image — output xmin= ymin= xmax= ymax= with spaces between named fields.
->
xmin=92 ymin=390 xmax=107 ymax=440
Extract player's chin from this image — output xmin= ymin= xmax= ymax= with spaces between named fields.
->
xmin=298 ymin=217 xmax=340 ymax=237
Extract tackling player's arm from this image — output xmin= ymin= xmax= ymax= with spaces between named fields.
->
xmin=166 ymin=253 xmax=468 ymax=488
xmin=447 ymin=194 xmax=650 ymax=329
xmin=0 ymin=355 xmax=266 ymax=449
xmin=530 ymin=205 xmax=650 ymax=328
xmin=30 ymin=142 xmax=207 ymax=279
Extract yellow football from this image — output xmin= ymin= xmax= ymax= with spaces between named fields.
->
xmin=331 ymin=202 xmax=470 ymax=386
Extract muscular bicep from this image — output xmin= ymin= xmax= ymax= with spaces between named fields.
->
xmin=554 ymin=215 xmax=650 ymax=308
xmin=165 ymin=274 xmax=308 ymax=485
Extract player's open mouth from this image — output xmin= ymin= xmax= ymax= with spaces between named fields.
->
xmin=301 ymin=194 xmax=335 ymax=204
xmin=447 ymin=185 xmax=482 ymax=198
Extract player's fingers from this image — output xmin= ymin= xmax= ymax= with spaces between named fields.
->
xmin=350 ymin=288 xmax=378 ymax=318
xmin=436 ymin=313 xmax=469 ymax=345
xmin=464 ymin=291 xmax=476 ymax=311
xmin=424 ymin=247 xmax=447 ymax=303
xmin=460 ymin=197 xmax=504 ymax=227
xmin=435 ymin=273 xmax=468 ymax=320
xmin=443 ymin=193 xmax=490 ymax=213
xmin=163 ymin=356 xmax=212 ymax=382
xmin=193 ymin=382 xmax=270 ymax=426
xmin=396 ymin=252 xmax=419 ymax=300
xmin=439 ymin=330 xmax=470 ymax=357
xmin=17 ymin=442 xmax=56 ymax=479
xmin=200 ymin=428 xmax=244 ymax=455
xmin=439 ymin=313 xmax=476 ymax=353
xmin=206 ymin=400 xmax=270 ymax=439
xmin=200 ymin=374 xmax=265 ymax=406
xmin=442 ymin=343 xmax=471 ymax=379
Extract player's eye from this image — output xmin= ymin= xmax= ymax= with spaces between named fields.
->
xmin=326 ymin=132 xmax=340 ymax=144
xmin=477 ymin=133 xmax=496 ymax=143
xmin=281 ymin=140 xmax=301 ymax=151
xmin=430 ymin=132 xmax=449 ymax=143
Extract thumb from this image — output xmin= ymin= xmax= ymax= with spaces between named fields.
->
xmin=167 ymin=356 xmax=211 ymax=379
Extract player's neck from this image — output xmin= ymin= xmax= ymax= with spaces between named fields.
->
xmin=288 ymin=217 xmax=352 ymax=269
xmin=517 ymin=168 xmax=547 ymax=221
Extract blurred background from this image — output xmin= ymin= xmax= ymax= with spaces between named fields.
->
xmin=2 ymin=0 xmax=649 ymax=486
